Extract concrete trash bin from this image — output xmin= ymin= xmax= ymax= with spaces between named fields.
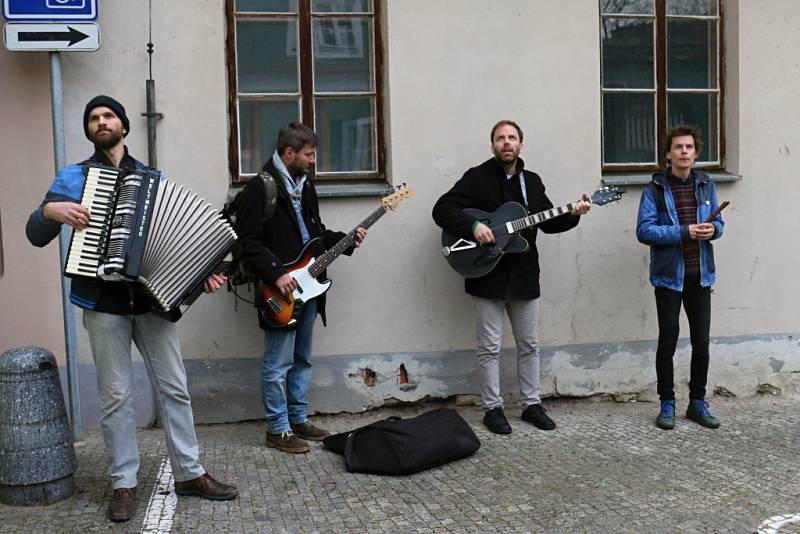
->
xmin=0 ymin=346 xmax=77 ymax=506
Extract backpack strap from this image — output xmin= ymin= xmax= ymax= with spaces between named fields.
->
xmin=257 ymin=170 xmax=278 ymax=221
xmin=649 ymin=181 xmax=668 ymax=214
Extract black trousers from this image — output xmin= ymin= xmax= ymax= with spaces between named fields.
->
xmin=654 ymin=281 xmax=711 ymax=401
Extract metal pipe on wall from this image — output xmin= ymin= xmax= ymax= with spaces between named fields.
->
xmin=145 ymin=79 xmax=160 ymax=168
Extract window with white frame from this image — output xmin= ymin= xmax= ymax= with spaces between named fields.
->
xmin=600 ymin=0 xmax=722 ymax=170
xmin=227 ymin=0 xmax=383 ymax=182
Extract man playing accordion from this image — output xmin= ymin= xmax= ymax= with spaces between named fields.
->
xmin=26 ymin=95 xmax=238 ymax=523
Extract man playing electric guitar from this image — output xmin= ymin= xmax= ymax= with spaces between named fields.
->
xmin=237 ymin=122 xmax=366 ymax=454
xmin=432 ymin=120 xmax=590 ymax=435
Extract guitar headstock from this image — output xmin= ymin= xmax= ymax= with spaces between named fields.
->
xmin=589 ymin=186 xmax=624 ymax=206
xmin=381 ymin=183 xmax=414 ymax=211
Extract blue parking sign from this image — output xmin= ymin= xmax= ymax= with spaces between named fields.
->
xmin=3 ymin=0 xmax=97 ymax=21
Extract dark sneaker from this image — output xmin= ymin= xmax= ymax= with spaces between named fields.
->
xmin=174 ymin=473 xmax=239 ymax=501
xmin=265 ymin=431 xmax=311 ymax=453
xmin=291 ymin=421 xmax=331 ymax=442
xmin=686 ymin=399 xmax=720 ymax=429
xmin=656 ymin=400 xmax=676 ymax=430
xmin=521 ymin=403 xmax=556 ymax=430
xmin=483 ymin=407 xmax=512 ymax=434
xmin=107 ymin=486 xmax=137 ymax=522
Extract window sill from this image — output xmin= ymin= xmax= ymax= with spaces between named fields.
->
xmin=226 ymin=180 xmax=390 ymax=203
xmin=316 ymin=181 xmax=390 ymax=198
xmin=601 ymin=172 xmax=743 ymax=186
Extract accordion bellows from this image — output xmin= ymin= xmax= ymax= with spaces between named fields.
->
xmin=65 ymin=164 xmax=236 ymax=320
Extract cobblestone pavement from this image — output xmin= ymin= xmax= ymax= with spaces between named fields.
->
xmin=2 ymin=396 xmax=800 ymax=533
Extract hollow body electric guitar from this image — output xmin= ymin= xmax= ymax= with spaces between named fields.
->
xmin=258 ymin=185 xmax=413 ymax=328
xmin=441 ymin=187 xmax=623 ymax=279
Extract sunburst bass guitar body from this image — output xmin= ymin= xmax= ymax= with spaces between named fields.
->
xmin=258 ymin=240 xmax=330 ymax=328
xmin=257 ymin=185 xmax=414 ymax=328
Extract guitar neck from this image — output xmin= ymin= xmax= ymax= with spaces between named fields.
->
xmin=506 ymin=200 xmax=583 ymax=233
xmin=308 ymin=206 xmax=387 ymax=277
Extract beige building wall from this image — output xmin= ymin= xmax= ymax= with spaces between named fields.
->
xmin=0 ymin=49 xmax=65 ymax=358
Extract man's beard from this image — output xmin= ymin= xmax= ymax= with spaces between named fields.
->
xmin=288 ymin=161 xmax=309 ymax=178
xmin=91 ymin=129 xmax=123 ymax=149
xmin=493 ymin=148 xmax=519 ymax=164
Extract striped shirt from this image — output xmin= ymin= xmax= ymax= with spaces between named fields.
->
xmin=668 ymin=173 xmax=700 ymax=281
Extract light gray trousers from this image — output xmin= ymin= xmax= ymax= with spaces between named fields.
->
xmin=83 ymin=310 xmax=205 ymax=489
xmin=473 ymin=296 xmax=541 ymax=410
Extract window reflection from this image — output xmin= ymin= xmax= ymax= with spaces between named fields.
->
xmin=235 ymin=0 xmax=297 ymax=13
xmin=600 ymin=0 xmax=654 ymax=15
xmin=667 ymin=0 xmax=717 ymax=16
xmin=312 ymin=0 xmax=371 ymax=13
xmin=667 ymin=19 xmax=717 ymax=89
xmin=239 ymin=100 xmax=300 ymax=174
xmin=237 ymin=20 xmax=298 ymax=93
xmin=313 ymin=18 xmax=373 ymax=92
xmin=601 ymin=18 xmax=654 ymax=89
xmin=603 ymin=93 xmax=656 ymax=164
xmin=315 ymin=98 xmax=375 ymax=173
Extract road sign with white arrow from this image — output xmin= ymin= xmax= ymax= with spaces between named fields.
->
xmin=3 ymin=22 xmax=99 ymax=51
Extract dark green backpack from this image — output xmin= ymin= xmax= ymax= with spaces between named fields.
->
xmin=223 ymin=171 xmax=277 ymax=302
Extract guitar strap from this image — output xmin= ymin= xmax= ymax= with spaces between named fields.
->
xmin=517 ymin=172 xmax=529 ymax=208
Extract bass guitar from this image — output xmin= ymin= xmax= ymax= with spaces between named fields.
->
xmin=258 ymin=185 xmax=413 ymax=328
xmin=441 ymin=186 xmax=623 ymax=279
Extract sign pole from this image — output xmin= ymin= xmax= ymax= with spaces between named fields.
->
xmin=50 ymin=50 xmax=82 ymax=443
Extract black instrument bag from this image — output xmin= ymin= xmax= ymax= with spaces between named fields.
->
xmin=322 ymin=408 xmax=480 ymax=475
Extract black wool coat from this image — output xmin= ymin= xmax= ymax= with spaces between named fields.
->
xmin=236 ymin=157 xmax=348 ymax=329
xmin=432 ymin=157 xmax=580 ymax=300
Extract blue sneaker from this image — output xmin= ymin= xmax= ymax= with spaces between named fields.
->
xmin=656 ymin=400 xmax=675 ymax=430
xmin=686 ymin=399 xmax=720 ymax=428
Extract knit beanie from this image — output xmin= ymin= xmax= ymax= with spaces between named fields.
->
xmin=83 ymin=95 xmax=130 ymax=140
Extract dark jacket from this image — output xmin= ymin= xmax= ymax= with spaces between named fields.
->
xmin=432 ymin=157 xmax=580 ymax=300
xmin=236 ymin=157 xmax=347 ymax=329
xmin=25 ymin=149 xmax=154 ymax=315
xmin=636 ymin=169 xmax=724 ymax=291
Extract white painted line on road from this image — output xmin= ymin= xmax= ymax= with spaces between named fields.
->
xmin=141 ymin=458 xmax=176 ymax=534
xmin=758 ymin=513 xmax=800 ymax=534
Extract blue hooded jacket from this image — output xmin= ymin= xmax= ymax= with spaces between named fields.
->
xmin=635 ymin=170 xmax=724 ymax=291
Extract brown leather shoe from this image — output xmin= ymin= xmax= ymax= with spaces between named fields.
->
xmin=174 ymin=473 xmax=239 ymax=501
xmin=290 ymin=421 xmax=331 ymax=442
xmin=107 ymin=486 xmax=137 ymax=522
xmin=265 ymin=431 xmax=310 ymax=453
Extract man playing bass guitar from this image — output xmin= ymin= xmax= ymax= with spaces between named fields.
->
xmin=432 ymin=120 xmax=590 ymax=435
xmin=237 ymin=122 xmax=366 ymax=454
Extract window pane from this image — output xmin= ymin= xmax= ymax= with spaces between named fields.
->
xmin=315 ymin=98 xmax=375 ymax=173
xmin=237 ymin=20 xmax=298 ymax=93
xmin=667 ymin=19 xmax=717 ymax=89
xmin=239 ymin=99 xmax=299 ymax=174
xmin=600 ymin=0 xmax=653 ymax=15
xmin=313 ymin=18 xmax=373 ymax=92
xmin=236 ymin=0 xmax=297 ymax=13
xmin=601 ymin=18 xmax=654 ymax=89
xmin=668 ymin=93 xmax=718 ymax=162
xmin=312 ymin=0 xmax=372 ymax=13
xmin=603 ymin=93 xmax=656 ymax=164
xmin=667 ymin=0 xmax=717 ymax=16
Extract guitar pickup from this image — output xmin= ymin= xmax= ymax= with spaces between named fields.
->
xmin=266 ymin=298 xmax=281 ymax=314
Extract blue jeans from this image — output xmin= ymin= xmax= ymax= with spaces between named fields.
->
xmin=261 ymin=298 xmax=318 ymax=434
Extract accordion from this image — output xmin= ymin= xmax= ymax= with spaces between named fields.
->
xmin=65 ymin=164 xmax=236 ymax=321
